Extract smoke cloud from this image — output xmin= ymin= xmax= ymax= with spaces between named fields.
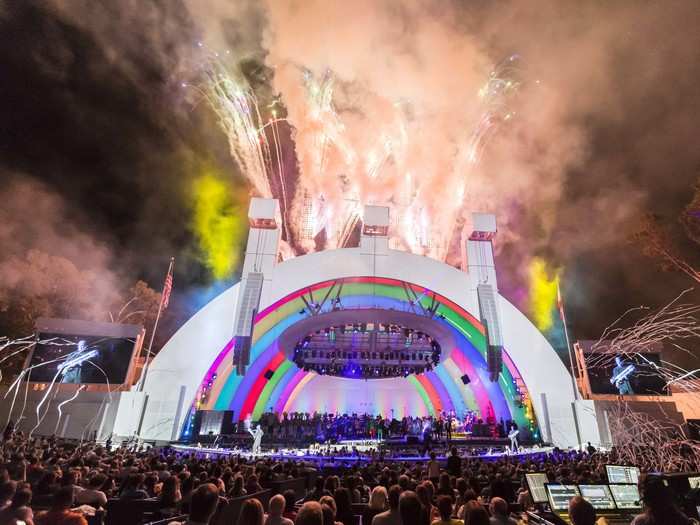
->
xmin=1 ymin=0 xmax=698 ymax=339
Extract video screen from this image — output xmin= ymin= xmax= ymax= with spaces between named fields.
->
xmin=526 ymin=473 xmax=550 ymax=504
xmin=609 ymin=484 xmax=642 ymax=510
xmin=546 ymin=484 xmax=580 ymax=512
xmin=688 ymin=476 xmax=700 ymax=489
xmin=586 ymin=353 xmax=668 ymax=396
xmin=606 ymin=465 xmax=640 ymax=484
xmin=28 ymin=332 xmax=136 ymax=384
xmin=579 ymin=485 xmax=616 ymax=510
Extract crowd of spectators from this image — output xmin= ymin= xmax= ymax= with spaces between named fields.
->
xmin=0 ymin=425 xmax=694 ymax=525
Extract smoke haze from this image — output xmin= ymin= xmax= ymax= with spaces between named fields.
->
xmin=0 ymin=0 xmax=698 ymax=341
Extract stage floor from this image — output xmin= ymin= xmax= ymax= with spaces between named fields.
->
xmin=169 ymin=443 xmax=554 ymax=464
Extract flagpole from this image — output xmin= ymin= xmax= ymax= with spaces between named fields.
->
xmin=138 ymin=256 xmax=174 ymax=393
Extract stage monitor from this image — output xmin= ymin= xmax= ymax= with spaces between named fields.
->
xmin=688 ymin=476 xmax=700 ymax=489
xmin=586 ymin=352 xmax=668 ymax=396
xmin=28 ymin=318 xmax=141 ymax=385
xmin=526 ymin=473 xmax=550 ymax=504
xmin=609 ymin=484 xmax=642 ymax=510
xmin=606 ymin=465 xmax=640 ymax=484
xmin=545 ymin=484 xmax=580 ymax=512
xmin=579 ymin=485 xmax=617 ymax=510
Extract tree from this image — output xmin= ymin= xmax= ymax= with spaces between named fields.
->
xmin=0 ymin=250 xmax=164 ymax=381
xmin=632 ymin=214 xmax=700 ymax=284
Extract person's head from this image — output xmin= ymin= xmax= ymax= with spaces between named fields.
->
xmin=11 ymin=488 xmax=31 ymax=509
xmin=284 ymin=489 xmax=297 ymax=511
xmin=615 ymin=356 xmax=623 ymax=367
xmin=369 ymin=485 xmax=388 ymax=510
xmin=415 ymin=483 xmax=430 ymax=508
xmin=568 ymin=496 xmax=596 ymax=525
xmin=319 ymin=495 xmax=336 ymax=515
xmin=461 ymin=489 xmax=477 ymax=504
xmin=488 ymin=497 xmax=508 ymax=518
xmin=51 ymin=486 xmax=75 ymax=511
xmin=639 ymin=474 xmax=683 ymax=519
xmin=239 ymin=498 xmax=265 ymax=525
xmin=451 ymin=447 xmax=458 ymax=457
xmin=387 ymin=485 xmax=401 ymax=511
xmin=462 ymin=500 xmax=489 ymax=525
xmin=88 ymin=473 xmax=107 ymax=490
xmin=430 ymin=452 xmax=436 ymax=461
xmin=399 ymin=491 xmax=423 ymax=525
xmin=438 ymin=472 xmax=451 ymax=491
xmin=437 ymin=495 xmax=454 ymax=522
xmin=270 ymin=494 xmax=286 ymax=517
xmin=296 ymin=501 xmax=324 ymax=525
xmin=189 ymin=483 xmax=220 ymax=524
xmin=233 ymin=474 xmax=245 ymax=491
xmin=162 ymin=476 xmax=181 ymax=500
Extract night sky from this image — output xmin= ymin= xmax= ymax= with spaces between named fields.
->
xmin=1 ymin=1 xmax=699 ymax=354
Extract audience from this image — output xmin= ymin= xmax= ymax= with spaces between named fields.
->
xmin=171 ymin=483 xmax=219 ymax=525
xmin=364 ymin=486 xmax=388 ymax=525
xmin=1 ymin=427 xmax=696 ymax=525
xmin=567 ymin=496 xmax=596 ymax=525
xmin=461 ymin=501 xmax=489 ymax=525
xmin=296 ymin=502 xmax=324 ymax=525
xmin=631 ymin=475 xmax=691 ymax=525
xmin=372 ymin=485 xmax=402 ymax=525
xmin=0 ymin=487 xmax=34 ymax=525
xmin=239 ymin=498 xmax=265 ymax=525
xmin=34 ymin=487 xmax=87 ymax=525
xmin=433 ymin=495 xmax=462 ymax=525
xmin=487 ymin=498 xmax=515 ymax=525
xmin=267 ymin=494 xmax=294 ymax=525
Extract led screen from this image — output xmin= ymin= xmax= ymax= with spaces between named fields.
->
xmin=28 ymin=332 xmax=136 ymax=384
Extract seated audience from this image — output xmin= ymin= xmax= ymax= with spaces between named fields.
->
xmin=488 ymin=497 xmax=516 ymax=525
xmin=266 ymin=494 xmax=293 ymax=525
xmin=35 ymin=487 xmax=87 ymax=525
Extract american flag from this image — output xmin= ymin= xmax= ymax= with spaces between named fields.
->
xmin=161 ymin=260 xmax=174 ymax=309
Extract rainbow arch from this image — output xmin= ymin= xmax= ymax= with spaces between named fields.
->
xmin=188 ymin=277 xmax=538 ymax=435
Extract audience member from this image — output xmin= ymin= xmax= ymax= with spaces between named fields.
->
xmin=632 ymin=475 xmax=691 ymax=525
xmin=488 ymin=497 xmax=516 ymax=525
xmin=266 ymin=494 xmax=293 ymax=525
xmin=296 ymin=502 xmax=324 ymax=525
xmin=567 ymin=496 xmax=596 ymax=525
xmin=35 ymin=487 xmax=87 ymax=525
xmin=238 ymin=498 xmax=265 ymax=525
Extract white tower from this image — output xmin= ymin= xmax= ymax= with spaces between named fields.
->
xmin=466 ymin=213 xmax=504 ymax=382
xmin=231 ymin=198 xmax=281 ymax=374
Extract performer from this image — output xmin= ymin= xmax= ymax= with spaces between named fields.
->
xmin=508 ymin=428 xmax=519 ymax=451
xmin=445 ymin=413 xmax=453 ymax=442
xmin=611 ymin=356 xmax=634 ymax=395
xmin=248 ymin=424 xmax=264 ymax=455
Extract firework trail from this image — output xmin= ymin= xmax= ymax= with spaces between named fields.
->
xmin=203 ymin=54 xmax=522 ymax=260
xmin=204 ymin=60 xmax=273 ymax=198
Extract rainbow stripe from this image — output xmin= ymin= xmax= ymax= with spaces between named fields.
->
xmin=191 ymin=277 xmax=536 ymax=432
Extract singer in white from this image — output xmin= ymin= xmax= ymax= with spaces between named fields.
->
xmin=248 ymin=424 xmax=264 ymax=455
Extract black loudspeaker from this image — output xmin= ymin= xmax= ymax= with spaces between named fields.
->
xmin=194 ymin=410 xmax=236 ymax=438
xmin=460 ymin=374 xmax=471 ymax=385
xmin=264 ymin=369 xmax=275 ymax=380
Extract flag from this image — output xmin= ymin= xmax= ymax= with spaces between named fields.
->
xmin=161 ymin=260 xmax=174 ymax=309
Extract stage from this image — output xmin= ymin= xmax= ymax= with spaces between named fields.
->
xmin=168 ymin=442 xmax=555 ymax=465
